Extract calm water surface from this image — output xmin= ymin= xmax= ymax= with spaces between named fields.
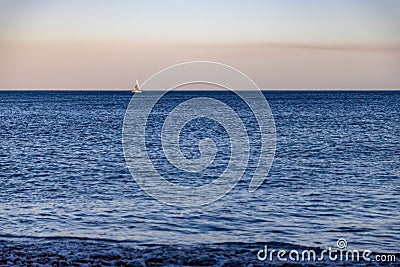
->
xmin=0 ymin=91 xmax=399 ymax=253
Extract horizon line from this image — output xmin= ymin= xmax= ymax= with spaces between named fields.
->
xmin=1 ymin=88 xmax=400 ymax=91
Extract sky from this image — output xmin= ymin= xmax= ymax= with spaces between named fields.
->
xmin=0 ymin=0 xmax=399 ymax=89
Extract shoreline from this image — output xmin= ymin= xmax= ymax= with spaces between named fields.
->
xmin=1 ymin=238 xmax=398 ymax=266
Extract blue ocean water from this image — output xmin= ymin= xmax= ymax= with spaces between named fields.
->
xmin=0 ymin=90 xmax=399 ymax=256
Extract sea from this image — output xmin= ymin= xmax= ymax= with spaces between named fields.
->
xmin=0 ymin=90 xmax=399 ymax=266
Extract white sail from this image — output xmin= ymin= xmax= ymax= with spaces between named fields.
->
xmin=132 ymin=79 xmax=142 ymax=93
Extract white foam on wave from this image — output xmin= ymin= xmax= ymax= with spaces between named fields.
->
xmin=1 ymin=239 xmax=397 ymax=267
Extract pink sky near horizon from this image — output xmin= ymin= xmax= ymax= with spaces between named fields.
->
xmin=1 ymin=41 xmax=399 ymax=89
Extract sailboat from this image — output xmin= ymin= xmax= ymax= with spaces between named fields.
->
xmin=132 ymin=80 xmax=142 ymax=93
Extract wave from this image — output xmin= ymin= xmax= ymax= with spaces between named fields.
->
xmin=1 ymin=236 xmax=398 ymax=266
xmin=0 ymin=234 xmax=327 ymax=249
